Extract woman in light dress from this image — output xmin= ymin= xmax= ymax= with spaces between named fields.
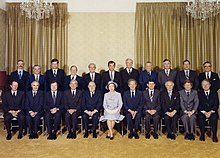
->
xmin=99 ymin=81 xmax=124 ymax=140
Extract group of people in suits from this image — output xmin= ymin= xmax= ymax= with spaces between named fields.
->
xmin=2 ymin=58 xmax=220 ymax=143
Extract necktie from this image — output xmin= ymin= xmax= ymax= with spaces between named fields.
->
xmin=207 ymin=73 xmax=210 ymax=80
xmin=19 ymin=71 xmax=22 ymax=79
xmin=53 ymin=92 xmax=56 ymax=104
xmin=53 ymin=70 xmax=56 ymax=77
xmin=169 ymin=92 xmax=172 ymax=100
xmin=206 ymin=92 xmax=209 ymax=100
xmin=186 ymin=92 xmax=190 ymax=97
xmin=128 ymin=69 xmax=131 ymax=75
xmin=91 ymin=73 xmax=94 ymax=81
xmin=71 ymin=76 xmax=74 ymax=80
xmin=131 ymin=91 xmax=135 ymax=99
xmin=33 ymin=92 xmax=36 ymax=97
xmin=72 ymin=91 xmax=75 ymax=97
xmin=35 ymin=75 xmax=39 ymax=82
xmin=150 ymin=91 xmax=153 ymax=101
xmin=185 ymin=71 xmax=189 ymax=79
xmin=147 ymin=72 xmax=151 ymax=77
xmin=165 ymin=70 xmax=169 ymax=76
xmin=91 ymin=92 xmax=94 ymax=98
xmin=110 ymin=71 xmax=113 ymax=81
xmin=13 ymin=92 xmax=16 ymax=97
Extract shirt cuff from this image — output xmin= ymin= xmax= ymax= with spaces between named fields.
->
xmin=201 ymin=110 xmax=206 ymax=114
xmin=211 ymin=110 xmax=215 ymax=113
xmin=94 ymin=109 xmax=98 ymax=113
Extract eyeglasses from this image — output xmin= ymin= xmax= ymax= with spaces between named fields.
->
xmin=204 ymin=66 xmax=211 ymax=68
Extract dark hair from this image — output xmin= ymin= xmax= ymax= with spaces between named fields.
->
xmin=10 ymin=80 xmax=18 ymax=85
xmin=51 ymin=58 xmax=59 ymax=64
xmin=201 ymin=79 xmax=210 ymax=84
xmin=183 ymin=79 xmax=193 ymax=86
xmin=70 ymin=65 xmax=78 ymax=71
xmin=163 ymin=59 xmax=171 ymax=63
xmin=50 ymin=80 xmax=58 ymax=86
xmin=183 ymin=60 xmax=190 ymax=64
xmin=108 ymin=61 xmax=116 ymax=66
xmin=147 ymin=79 xmax=155 ymax=84
xmin=203 ymin=61 xmax=212 ymax=66
xmin=17 ymin=60 xmax=24 ymax=63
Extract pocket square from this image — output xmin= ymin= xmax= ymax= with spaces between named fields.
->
xmin=213 ymin=78 xmax=216 ymax=80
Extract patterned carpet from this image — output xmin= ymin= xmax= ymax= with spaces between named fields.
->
xmin=0 ymin=120 xmax=220 ymax=158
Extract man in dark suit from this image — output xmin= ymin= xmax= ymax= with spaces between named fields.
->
xmin=25 ymin=81 xmax=44 ymax=139
xmin=161 ymin=80 xmax=180 ymax=140
xmin=10 ymin=60 xmax=29 ymax=91
xmin=158 ymin=59 xmax=177 ymax=91
xmin=64 ymin=65 xmax=83 ymax=90
xmin=26 ymin=65 xmax=46 ymax=91
xmin=2 ymin=81 xmax=25 ymax=140
xmin=139 ymin=61 xmax=159 ymax=90
xmin=198 ymin=79 xmax=219 ymax=142
xmin=83 ymin=63 xmax=101 ymax=90
xmin=101 ymin=61 xmax=121 ymax=93
xmin=82 ymin=81 xmax=102 ymax=138
xmin=44 ymin=81 xmax=63 ymax=140
xmin=198 ymin=61 xmax=220 ymax=92
xmin=64 ymin=80 xmax=83 ymax=139
xmin=45 ymin=58 xmax=65 ymax=91
xmin=123 ymin=79 xmax=143 ymax=139
xmin=143 ymin=79 xmax=161 ymax=139
xmin=176 ymin=60 xmax=199 ymax=91
xmin=120 ymin=58 xmax=139 ymax=92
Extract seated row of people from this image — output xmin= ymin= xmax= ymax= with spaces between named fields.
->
xmin=2 ymin=78 xmax=219 ymax=143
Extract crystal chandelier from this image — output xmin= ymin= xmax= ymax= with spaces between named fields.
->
xmin=186 ymin=0 xmax=220 ymax=21
xmin=20 ymin=0 xmax=54 ymax=20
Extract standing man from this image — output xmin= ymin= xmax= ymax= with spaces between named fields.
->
xmin=64 ymin=80 xmax=83 ymax=139
xmin=64 ymin=65 xmax=83 ymax=90
xmin=25 ymin=81 xmax=44 ymax=139
xmin=10 ymin=60 xmax=29 ymax=91
xmin=123 ymin=79 xmax=143 ymax=139
xmin=83 ymin=63 xmax=101 ymax=90
xmin=143 ymin=79 xmax=161 ymax=139
xmin=198 ymin=61 xmax=220 ymax=92
xmin=101 ymin=61 xmax=121 ymax=93
xmin=44 ymin=81 xmax=63 ymax=140
xmin=161 ymin=80 xmax=180 ymax=140
xmin=120 ymin=58 xmax=139 ymax=92
xmin=26 ymin=65 xmax=46 ymax=91
xmin=158 ymin=59 xmax=177 ymax=91
xmin=198 ymin=79 xmax=219 ymax=142
xmin=45 ymin=59 xmax=65 ymax=91
xmin=3 ymin=81 xmax=25 ymax=140
xmin=176 ymin=60 xmax=199 ymax=91
xmin=82 ymin=81 xmax=102 ymax=138
xmin=139 ymin=61 xmax=158 ymax=90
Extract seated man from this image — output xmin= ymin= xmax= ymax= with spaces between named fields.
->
xmin=161 ymin=80 xmax=180 ymax=140
xmin=179 ymin=80 xmax=199 ymax=141
xmin=3 ymin=81 xmax=25 ymax=140
xmin=44 ymin=81 xmax=63 ymax=140
xmin=82 ymin=81 xmax=102 ymax=138
xmin=198 ymin=79 xmax=219 ymax=142
xmin=64 ymin=80 xmax=83 ymax=139
xmin=123 ymin=79 xmax=143 ymax=139
xmin=143 ymin=79 xmax=161 ymax=139
xmin=25 ymin=81 xmax=44 ymax=139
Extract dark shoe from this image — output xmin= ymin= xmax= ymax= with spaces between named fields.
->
xmin=171 ymin=134 xmax=176 ymax=140
xmin=145 ymin=133 xmax=150 ymax=139
xmin=17 ymin=132 xmax=23 ymax=139
xmin=213 ymin=137 xmax=218 ymax=143
xmin=184 ymin=133 xmax=189 ymax=140
xmin=6 ymin=133 xmax=12 ymax=140
xmin=72 ymin=131 xmax=76 ymax=139
xmin=67 ymin=132 xmax=73 ymax=139
xmin=167 ymin=133 xmax=171 ymax=139
xmin=153 ymin=133 xmax=158 ymax=139
xmin=52 ymin=133 xmax=57 ymax=140
xmin=84 ymin=131 xmax=88 ymax=138
xmin=199 ymin=134 xmax=205 ymax=141
xmin=92 ymin=131 xmax=97 ymax=138
xmin=134 ymin=132 xmax=139 ymax=139
xmin=128 ymin=132 xmax=133 ymax=139
xmin=110 ymin=136 xmax=114 ymax=140
xmin=34 ymin=133 xmax=39 ymax=139
xmin=106 ymin=135 xmax=110 ymax=139
xmin=189 ymin=134 xmax=195 ymax=141
xmin=29 ymin=133 xmax=34 ymax=139
xmin=47 ymin=134 xmax=53 ymax=140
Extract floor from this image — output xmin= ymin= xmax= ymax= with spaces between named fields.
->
xmin=0 ymin=120 xmax=220 ymax=158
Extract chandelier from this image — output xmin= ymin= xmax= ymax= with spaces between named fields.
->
xmin=186 ymin=0 xmax=220 ymax=21
xmin=20 ymin=0 xmax=54 ymax=20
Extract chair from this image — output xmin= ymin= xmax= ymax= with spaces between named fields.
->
xmin=81 ymin=116 xmax=101 ymax=136
xmin=27 ymin=117 xmax=45 ymax=135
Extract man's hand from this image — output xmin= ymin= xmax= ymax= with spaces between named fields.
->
xmin=68 ymin=109 xmax=76 ymax=115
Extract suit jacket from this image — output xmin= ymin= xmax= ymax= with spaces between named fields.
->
xmin=158 ymin=69 xmax=177 ymax=90
xmin=45 ymin=69 xmax=65 ymax=91
xmin=160 ymin=90 xmax=180 ymax=115
xmin=64 ymin=75 xmax=83 ymax=90
xmin=25 ymin=90 xmax=44 ymax=114
xmin=120 ymin=68 xmax=139 ymax=92
xmin=44 ymin=91 xmax=64 ymax=111
xmin=101 ymin=70 xmax=121 ymax=93
xmin=179 ymin=89 xmax=199 ymax=115
xmin=143 ymin=89 xmax=161 ymax=113
xmin=198 ymin=90 xmax=219 ymax=116
xmin=139 ymin=70 xmax=159 ymax=90
xmin=123 ymin=90 xmax=143 ymax=114
xmin=176 ymin=70 xmax=199 ymax=91
xmin=26 ymin=74 xmax=46 ymax=92
xmin=198 ymin=72 xmax=220 ymax=92
xmin=2 ymin=90 xmax=25 ymax=113
xmin=83 ymin=72 xmax=101 ymax=90
xmin=81 ymin=90 xmax=102 ymax=112
xmin=10 ymin=70 xmax=30 ymax=91
xmin=63 ymin=89 xmax=83 ymax=112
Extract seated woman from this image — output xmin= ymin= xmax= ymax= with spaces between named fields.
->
xmin=99 ymin=81 xmax=124 ymax=140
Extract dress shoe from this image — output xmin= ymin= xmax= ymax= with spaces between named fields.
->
xmin=47 ymin=134 xmax=53 ymax=140
xmin=199 ymin=135 xmax=205 ymax=141
xmin=84 ymin=131 xmax=89 ymax=138
xmin=6 ymin=133 xmax=12 ymax=140
xmin=106 ymin=135 xmax=110 ymax=139
xmin=128 ymin=132 xmax=133 ymax=139
xmin=17 ymin=132 xmax=23 ymax=139
xmin=67 ymin=132 xmax=73 ymax=139
xmin=92 ymin=131 xmax=97 ymax=138
xmin=153 ymin=133 xmax=158 ymax=139
xmin=170 ymin=134 xmax=176 ymax=140
xmin=167 ymin=133 xmax=171 ymax=139
xmin=34 ymin=133 xmax=39 ymax=139
xmin=213 ymin=137 xmax=218 ymax=143
xmin=189 ymin=134 xmax=195 ymax=141
xmin=110 ymin=136 xmax=114 ymax=140
xmin=134 ymin=132 xmax=139 ymax=139
xmin=145 ymin=133 xmax=150 ymax=139
xmin=184 ymin=133 xmax=189 ymax=140
xmin=72 ymin=131 xmax=76 ymax=139
xmin=29 ymin=133 xmax=34 ymax=139
xmin=52 ymin=133 xmax=57 ymax=140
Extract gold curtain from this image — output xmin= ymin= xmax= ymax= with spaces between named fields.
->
xmin=5 ymin=3 xmax=68 ymax=73
xmin=135 ymin=3 xmax=220 ymax=73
